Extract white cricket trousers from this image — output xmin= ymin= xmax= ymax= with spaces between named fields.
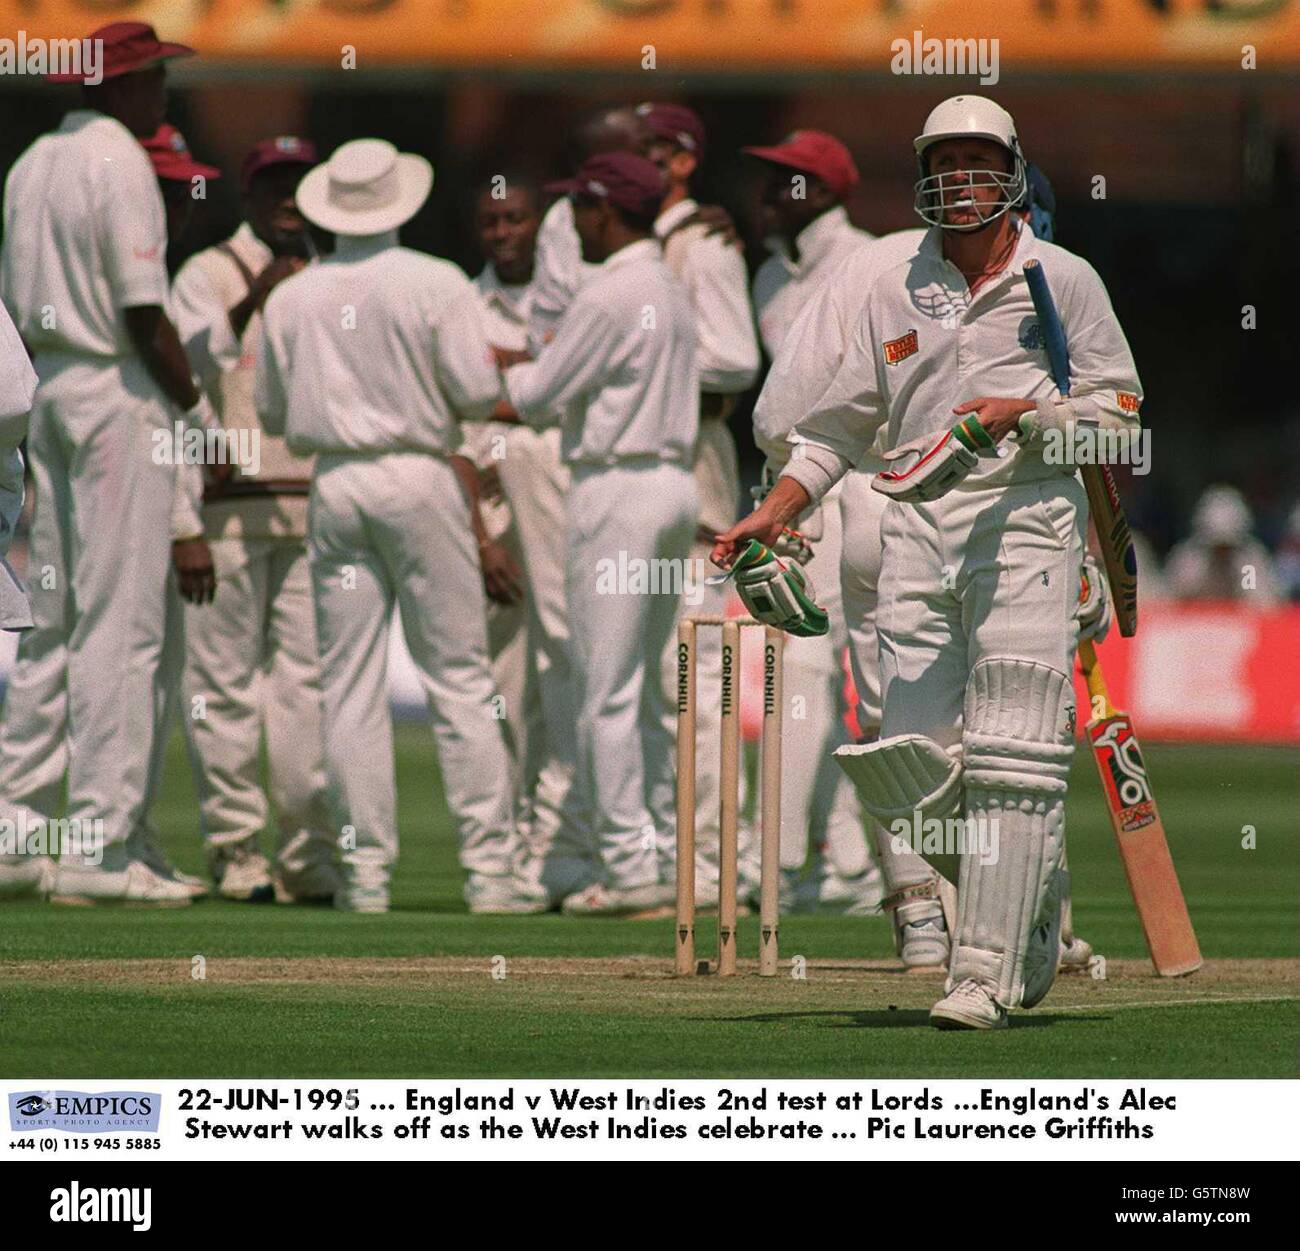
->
xmin=838 ymin=469 xmax=888 ymax=736
xmin=4 ymin=357 xmax=174 ymax=857
xmin=182 ymin=536 xmax=334 ymax=887
xmin=307 ymin=452 xmax=518 ymax=882
xmin=779 ymin=483 xmax=872 ymax=877
xmin=875 ymin=475 xmax=1085 ymax=892
xmin=566 ymin=460 xmax=696 ymax=891
xmin=0 ymin=412 xmax=186 ymax=858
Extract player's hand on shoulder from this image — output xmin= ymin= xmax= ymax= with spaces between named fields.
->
xmin=687 ymin=203 xmax=741 ymax=248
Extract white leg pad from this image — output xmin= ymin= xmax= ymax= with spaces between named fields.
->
xmin=835 ymin=735 xmax=962 ymax=886
xmin=949 ymin=658 xmax=1075 ymax=1009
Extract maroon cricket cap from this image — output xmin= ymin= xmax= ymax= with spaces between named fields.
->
xmin=46 ymin=21 xmax=196 ymax=84
xmin=241 ymin=136 xmax=319 ymax=192
xmin=742 ymin=130 xmax=860 ymax=199
xmin=142 ymin=124 xmax=221 ymax=182
xmin=636 ymin=102 xmax=707 ymax=161
xmin=547 ymin=152 xmax=667 ymax=219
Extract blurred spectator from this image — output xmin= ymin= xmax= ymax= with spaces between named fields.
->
xmin=1273 ymin=502 xmax=1300 ymax=602
xmin=1165 ymin=485 xmax=1280 ymax=604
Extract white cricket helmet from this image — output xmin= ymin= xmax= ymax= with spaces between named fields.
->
xmin=913 ymin=95 xmax=1026 ymax=231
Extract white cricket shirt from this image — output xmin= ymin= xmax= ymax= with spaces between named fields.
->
xmin=256 ymin=232 xmax=502 ymax=456
xmin=753 ymin=228 xmax=927 ymax=466
xmin=655 ymin=197 xmax=759 ymax=395
xmin=504 ymin=238 xmax=699 ymax=467
xmin=527 ymin=196 xmax=601 ymax=351
xmin=1 ymin=110 xmax=169 ymax=359
xmin=782 ymin=223 xmax=1144 ymax=503
xmin=751 ymin=205 xmax=874 ymax=359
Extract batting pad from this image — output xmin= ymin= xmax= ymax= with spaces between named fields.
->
xmin=835 ymin=735 xmax=963 ymax=886
xmin=951 ymin=657 xmax=1075 ymax=1009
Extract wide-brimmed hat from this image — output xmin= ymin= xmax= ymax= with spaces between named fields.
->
xmin=46 ymin=21 xmax=195 ymax=84
xmin=295 ymin=139 xmax=433 ymax=236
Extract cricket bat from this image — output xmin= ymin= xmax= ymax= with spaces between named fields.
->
xmin=1078 ymin=639 xmax=1202 ymax=976
xmin=1022 ymin=259 xmax=1139 ymax=636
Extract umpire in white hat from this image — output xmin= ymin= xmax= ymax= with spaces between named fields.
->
xmin=256 ymin=139 xmax=533 ymax=913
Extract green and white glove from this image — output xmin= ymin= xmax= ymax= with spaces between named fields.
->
xmin=716 ymin=540 xmax=829 ymax=638
xmin=871 ymin=416 xmax=996 ymax=504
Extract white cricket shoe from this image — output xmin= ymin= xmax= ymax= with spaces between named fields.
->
xmin=560 ymin=881 xmax=674 ymax=916
xmin=51 ymin=858 xmax=194 ymax=907
xmin=274 ymin=863 xmax=343 ymax=905
xmin=129 ymin=826 xmax=208 ymax=899
xmin=900 ymin=912 xmax=950 ymax=972
xmin=794 ymin=862 xmax=884 ymax=915
xmin=0 ymin=854 xmax=56 ymax=900
xmin=930 ymin=979 xmax=1008 ymax=1031
xmin=466 ymin=871 xmax=549 ymax=915
xmin=214 ymin=847 xmax=275 ymax=903
xmin=334 ymin=884 xmax=390 ymax=914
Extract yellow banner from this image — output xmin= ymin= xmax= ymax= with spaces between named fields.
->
xmin=1 ymin=0 xmax=1297 ymax=71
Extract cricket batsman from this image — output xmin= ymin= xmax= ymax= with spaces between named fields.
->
xmin=716 ymin=96 xmax=1142 ymax=1028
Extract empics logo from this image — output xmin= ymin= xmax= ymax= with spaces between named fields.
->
xmin=8 ymin=1090 xmax=161 ymax=1134
xmin=15 ymin=1094 xmax=50 ymax=1117
xmin=50 ymin=1182 xmax=152 ymax=1232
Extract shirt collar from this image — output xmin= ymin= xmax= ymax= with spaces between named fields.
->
xmin=332 ymin=230 xmax=399 ymax=260
xmin=603 ymin=237 xmax=662 ymax=272
xmin=61 ymin=109 xmax=127 ymax=139
xmin=767 ymin=205 xmax=853 ymax=275
xmin=925 ymin=218 xmax=1030 ymax=301
xmin=475 ymin=263 xmax=532 ymax=321
xmin=233 ymin=221 xmax=274 ymax=270
xmin=654 ymin=196 xmax=699 ymax=239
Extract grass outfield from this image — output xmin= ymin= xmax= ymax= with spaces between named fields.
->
xmin=0 ymin=729 xmax=1295 ymax=1078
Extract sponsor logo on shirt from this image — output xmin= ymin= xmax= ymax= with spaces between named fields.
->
xmin=1018 ymin=316 xmax=1044 ymax=350
xmin=1117 ymin=391 xmax=1140 ymax=413
xmin=132 ymin=245 xmax=160 ymax=260
xmin=882 ymin=328 xmax=919 ymax=365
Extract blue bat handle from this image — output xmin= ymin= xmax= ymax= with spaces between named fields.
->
xmin=1023 ymin=260 xmax=1071 ymax=398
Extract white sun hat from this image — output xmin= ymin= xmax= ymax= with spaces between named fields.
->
xmin=295 ymin=138 xmax=433 ymax=236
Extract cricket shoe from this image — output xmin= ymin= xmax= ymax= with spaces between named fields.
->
xmin=794 ymin=862 xmax=884 ymax=915
xmin=274 ymin=863 xmax=343 ymax=905
xmin=900 ymin=912 xmax=949 ymax=972
xmin=334 ymin=885 xmax=389 ymax=913
xmin=128 ymin=826 xmax=208 ymax=899
xmin=930 ymin=978 xmax=1008 ymax=1031
xmin=466 ymin=871 xmax=549 ymax=915
xmin=0 ymin=854 xmax=56 ymax=900
xmin=214 ymin=847 xmax=275 ymax=903
xmin=51 ymin=857 xmax=194 ymax=907
xmin=560 ymin=881 xmax=674 ymax=917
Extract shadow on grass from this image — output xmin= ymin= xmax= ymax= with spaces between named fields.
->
xmin=712 ymin=1008 xmax=1103 ymax=1030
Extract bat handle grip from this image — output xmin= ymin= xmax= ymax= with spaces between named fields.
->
xmin=1077 ymin=638 xmax=1115 ymax=720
